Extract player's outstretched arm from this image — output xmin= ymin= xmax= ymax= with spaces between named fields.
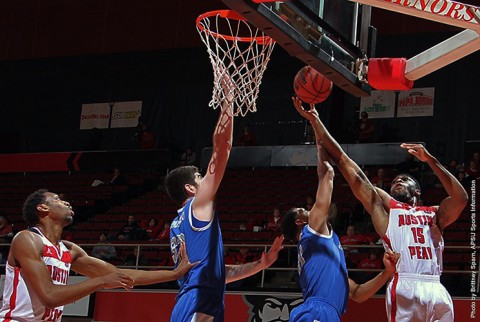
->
xmin=400 ymin=143 xmax=468 ymax=230
xmin=69 ymin=242 xmax=196 ymax=286
xmin=292 ymin=97 xmax=389 ymax=237
xmin=308 ymin=144 xmax=334 ymax=234
xmin=348 ymin=249 xmax=399 ymax=303
xmin=10 ymin=232 xmax=133 ymax=308
xmin=121 ymin=243 xmax=198 ymax=285
xmin=193 ymin=70 xmax=235 ymax=221
xmin=225 ymin=236 xmax=284 ymax=284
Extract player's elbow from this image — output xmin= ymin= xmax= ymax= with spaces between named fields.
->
xmin=40 ymin=294 xmax=64 ymax=309
xmin=458 ymin=191 xmax=469 ymax=206
xmin=350 ymin=294 xmax=368 ymax=303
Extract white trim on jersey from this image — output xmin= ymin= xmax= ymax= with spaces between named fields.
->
xmin=190 ymin=312 xmax=214 ymax=322
xmin=187 ymin=198 xmax=214 ymax=232
xmin=307 ymin=225 xmax=333 ymax=239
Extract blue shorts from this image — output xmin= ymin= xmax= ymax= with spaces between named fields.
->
xmin=290 ymin=298 xmax=341 ymax=322
xmin=170 ymin=290 xmax=224 ymax=322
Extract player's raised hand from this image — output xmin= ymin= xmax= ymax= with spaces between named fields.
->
xmin=260 ymin=235 xmax=284 ymax=269
xmin=383 ymin=249 xmax=400 ymax=274
xmin=174 ymin=243 xmax=199 ymax=277
xmin=400 ymin=143 xmax=433 ymax=163
xmin=101 ymin=271 xmax=134 ymax=290
xmin=292 ymin=96 xmax=319 ymax=123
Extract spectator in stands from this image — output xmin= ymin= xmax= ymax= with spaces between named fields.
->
xmin=138 ymin=124 xmax=156 ymax=149
xmin=0 ymin=215 xmax=14 ymax=243
xmin=356 ymin=111 xmax=375 ymax=143
xmin=123 ymin=247 xmax=149 ymax=267
xmin=357 ymin=249 xmax=383 ymax=283
xmin=234 ymin=247 xmax=253 ymax=265
xmin=110 ymin=167 xmax=127 ymax=186
xmin=118 ymin=214 xmax=143 ymax=241
xmin=265 ymin=208 xmax=282 ymax=232
xmin=358 ymin=249 xmax=383 ymax=270
xmin=362 ymin=223 xmax=381 ymax=245
xmin=180 ymin=147 xmax=197 ymax=166
xmin=340 ymin=225 xmax=366 ymax=254
xmin=223 ymin=247 xmax=235 ymax=265
xmin=238 ymin=125 xmax=257 ymax=146
xmin=445 ymin=159 xmax=461 ymax=177
xmin=465 ymin=160 xmax=480 ymax=179
xmin=457 ymin=170 xmax=469 ymax=189
xmin=371 ymin=168 xmax=392 ymax=192
xmin=155 ymin=220 xmax=171 ymax=241
xmin=92 ymin=232 xmax=117 ymax=262
xmin=145 ymin=218 xmax=161 ymax=241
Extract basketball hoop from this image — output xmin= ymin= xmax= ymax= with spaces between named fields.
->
xmin=196 ymin=10 xmax=275 ymax=116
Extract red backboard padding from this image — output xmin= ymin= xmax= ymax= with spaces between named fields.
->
xmin=368 ymin=58 xmax=414 ymax=90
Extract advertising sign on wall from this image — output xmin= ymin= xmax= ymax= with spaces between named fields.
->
xmin=79 ymin=103 xmax=110 ymax=129
xmin=359 ymin=90 xmax=396 ymax=118
xmin=397 ymin=88 xmax=435 ymax=117
xmin=110 ymin=101 xmax=142 ymax=128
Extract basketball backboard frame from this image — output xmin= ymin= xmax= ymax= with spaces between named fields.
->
xmin=221 ymin=0 xmax=480 ymax=96
xmin=221 ymin=0 xmax=373 ymax=97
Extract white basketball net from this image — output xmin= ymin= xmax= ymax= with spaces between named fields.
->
xmin=197 ymin=11 xmax=275 ymax=116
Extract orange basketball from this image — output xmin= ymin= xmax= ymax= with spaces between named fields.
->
xmin=293 ymin=66 xmax=333 ymax=104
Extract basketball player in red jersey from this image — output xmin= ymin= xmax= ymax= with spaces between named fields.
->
xmin=293 ymin=97 xmax=468 ymax=322
xmin=0 ymin=190 xmax=195 ymax=322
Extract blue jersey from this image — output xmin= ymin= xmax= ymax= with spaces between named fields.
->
xmin=297 ymin=225 xmax=349 ymax=317
xmin=170 ymin=198 xmax=225 ymax=307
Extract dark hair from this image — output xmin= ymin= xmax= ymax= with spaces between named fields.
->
xmin=23 ymin=189 xmax=48 ymax=227
xmin=280 ymin=208 xmax=299 ymax=242
xmin=165 ymin=166 xmax=199 ymax=206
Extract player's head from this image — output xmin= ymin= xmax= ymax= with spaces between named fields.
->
xmin=390 ymin=173 xmax=421 ymax=205
xmin=23 ymin=189 xmax=74 ymax=227
xmin=280 ymin=207 xmax=308 ymax=242
xmin=165 ymin=166 xmax=202 ymax=206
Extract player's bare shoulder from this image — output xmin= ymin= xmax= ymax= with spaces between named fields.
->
xmin=11 ymin=230 xmax=42 ymax=248
xmin=8 ymin=230 xmax=43 ymax=265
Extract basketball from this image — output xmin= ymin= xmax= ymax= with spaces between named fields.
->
xmin=293 ymin=66 xmax=333 ymax=104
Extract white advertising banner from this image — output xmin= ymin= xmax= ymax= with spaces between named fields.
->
xmin=359 ymin=90 xmax=396 ymax=118
xmin=80 ymin=103 xmax=110 ymax=129
xmin=110 ymin=101 xmax=142 ymax=128
xmin=397 ymin=88 xmax=435 ymax=117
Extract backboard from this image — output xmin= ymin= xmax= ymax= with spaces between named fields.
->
xmin=221 ymin=0 xmax=480 ymax=97
xmin=220 ymin=0 xmax=374 ymax=97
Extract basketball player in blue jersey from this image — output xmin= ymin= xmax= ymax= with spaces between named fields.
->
xmin=281 ymin=104 xmax=399 ymax=322
xmin=165 ymin=72 xmax=284 ymax=322
xmin=292 ymin=96 xmax=468 ymax=321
